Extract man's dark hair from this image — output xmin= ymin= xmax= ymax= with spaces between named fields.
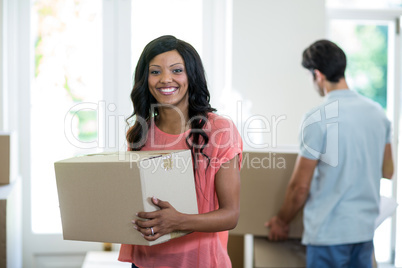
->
xmin=302 ymin=39 xmax=347 ymax=83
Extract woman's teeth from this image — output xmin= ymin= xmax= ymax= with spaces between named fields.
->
xmin=159 ymin=87 xmax=177 ymax=93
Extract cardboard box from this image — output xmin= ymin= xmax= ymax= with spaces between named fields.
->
xmin=231 ymin=152 xmax=303 ymax=238
xmin=227 ymin=234 xmax=244 ymax=268
xmin=254 ymin=237 xmax=306 ymax=268
xmin=0 ymin=132 xmax=17 ymax=185
xmin=228 ymin=235 xmax=306 ymax=268
xmin=54 ymin=150 xmax=198 ymax=246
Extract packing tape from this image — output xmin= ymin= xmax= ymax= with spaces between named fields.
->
xmin=163 ymin=154 xmax=173 ymax=171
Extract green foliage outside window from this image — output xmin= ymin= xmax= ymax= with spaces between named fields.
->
xmin=34 ymin=0 xmax=99 ymax=144
xmin=343 ymin=25 xmax=388 ymax=109
xmin=70 ymin=110 xmax=98 ymax=142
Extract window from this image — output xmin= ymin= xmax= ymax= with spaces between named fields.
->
xmin=329 ymin=21 xmax=389 ymax=109
xmin=31 ymin=0 xmax=102 ymax=233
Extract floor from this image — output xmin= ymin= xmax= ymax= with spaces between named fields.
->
xmin=80 ymin=251 xmax=400 ymax=268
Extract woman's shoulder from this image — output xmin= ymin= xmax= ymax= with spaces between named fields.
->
xmin=204 ymin=112 xmax=243 ymax=155
xmin=206 ymin=112 xmax=237 ymax=130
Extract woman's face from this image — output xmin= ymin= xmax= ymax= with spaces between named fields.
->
xmin=148 ymin=50 xmax=189 ymax=112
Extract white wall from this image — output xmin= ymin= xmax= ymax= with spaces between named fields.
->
xmin=0 ymin=0 xmax=3 ymax=131
xmin=231 ymin=0 xmax=325 ymax=150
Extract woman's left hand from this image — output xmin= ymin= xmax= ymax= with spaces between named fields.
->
xmin=133 ymin=196 xmax=182 ymax=241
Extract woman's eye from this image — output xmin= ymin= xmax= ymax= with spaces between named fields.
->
xmin=150 ymin=70 xmax=160 ymax=75
xmin=173 ymin=69 xmax=183 ymax=74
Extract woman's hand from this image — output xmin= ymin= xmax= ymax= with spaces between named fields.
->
xmin=133 ymin=196 xmax=182 ymax=241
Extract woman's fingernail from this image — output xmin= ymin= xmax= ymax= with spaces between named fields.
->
xmin=133 ymin=225 xmax=137 ymax=230
xmin=131 ymin=220 xmax=135 ymax=224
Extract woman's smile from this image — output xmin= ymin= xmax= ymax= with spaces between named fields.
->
xmin=157 ymin=86 xmax=179 ymax=95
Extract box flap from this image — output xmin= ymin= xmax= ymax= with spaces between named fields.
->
xmin=140 ymin=150 xmax=198 ymax=214
xmin=138 ymin=150 xmax=198 ymax=244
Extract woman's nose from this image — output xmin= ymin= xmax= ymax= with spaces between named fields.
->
xmin=160 ymin=72 xmax=172 ymax=83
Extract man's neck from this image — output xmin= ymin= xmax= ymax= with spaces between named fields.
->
xmin=324 ymin=78 xmax=349 ymax=95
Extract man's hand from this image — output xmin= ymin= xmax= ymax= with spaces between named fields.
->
xmin=265 ymin=216 xmax=289 ymax=241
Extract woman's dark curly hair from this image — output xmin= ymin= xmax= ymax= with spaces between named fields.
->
xmin=126 ymin=35 xmax=216 ymax=161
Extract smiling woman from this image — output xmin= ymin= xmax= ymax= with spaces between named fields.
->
xmin=120 ymin=35 xmax=243 ymax=268
xmin=148 ymin=50 xmax=190 ymax=115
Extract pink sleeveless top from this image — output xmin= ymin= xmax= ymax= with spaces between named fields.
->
xmin=118 ymin=113 xmax=243 ymax=268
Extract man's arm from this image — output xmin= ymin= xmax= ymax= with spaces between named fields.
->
xmin=265 ymin=155 xmax=317 ymax=241
xmin=382 ymin=143 xmax=393 ymax=180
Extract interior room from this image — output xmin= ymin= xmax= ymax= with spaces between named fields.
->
xmin=1 ymin=0 xmax=401 ymax=267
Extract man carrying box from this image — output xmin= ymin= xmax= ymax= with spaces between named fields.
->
xmin=266 ymin=39 xmax=394 ymax=267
